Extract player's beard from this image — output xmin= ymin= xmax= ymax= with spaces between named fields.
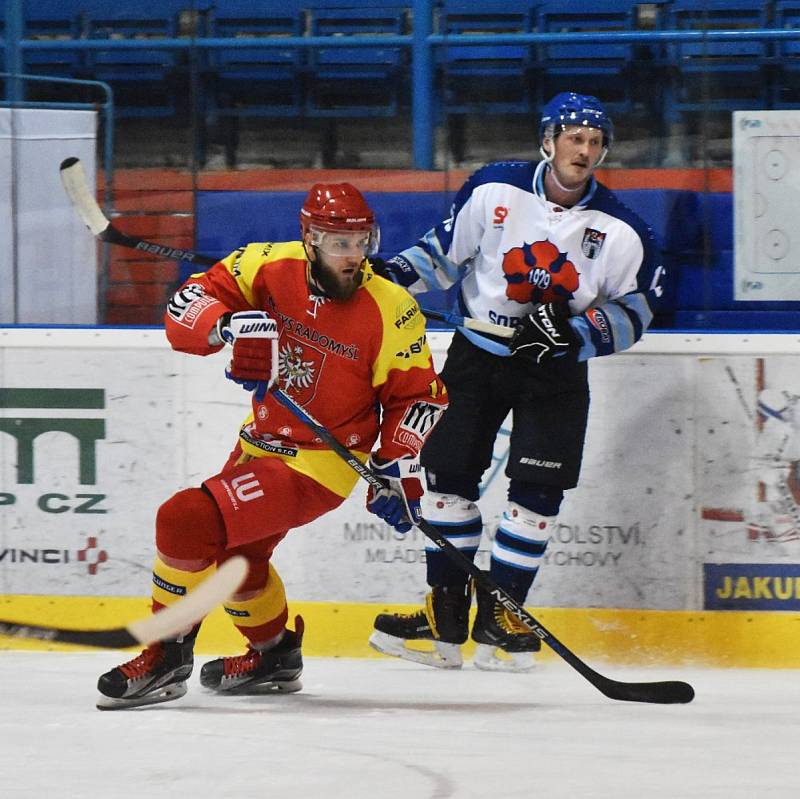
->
xmin=309 ymin=257 xmax=362 ymax=300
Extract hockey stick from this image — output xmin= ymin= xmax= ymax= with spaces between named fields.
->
xmin=59 ymin=158 xmax=511 ymax=337
xmin=0 ymin=556 xmax=248 ymax=649
xmin=56 ymin=156 xmax=692 ymax=699
xmin=59 ymin=157 xmax=218 ymax=266
xmin=419 ymin=307 xmax=514 ymax=339
xmin=271 ymin=388 xmax=695 ymax=705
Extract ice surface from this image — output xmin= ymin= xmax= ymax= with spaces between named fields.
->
xmin=0 ymin=652 xmax=797 ymax=798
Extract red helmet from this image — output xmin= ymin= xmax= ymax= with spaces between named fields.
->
xmin=300 ymin=182 xmax=379 ymax=256
xmin=300 ymin=183 xmax=376 ymax=233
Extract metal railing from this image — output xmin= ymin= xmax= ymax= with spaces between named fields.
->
xmin=4 ymin=0 xmax=800 ymax=168
xmin=0 ymin=70 xmax=114 ymax=323
xmin=0 ymin=72 xmax=114 ymax=204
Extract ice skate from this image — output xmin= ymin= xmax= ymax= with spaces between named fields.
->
xmin=96 ymin=636 xmax=195 ymax=710
xmin=200 ymin=616 xmax=304 ymax=694
xmin=369 ymin=585 xmax=470 ymax=669
xmin=471 ymin=589 xmax=540 ymax=672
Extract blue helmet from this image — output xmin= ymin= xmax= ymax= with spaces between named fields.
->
xmin=539 ymin=92 xmax=614 ymax=148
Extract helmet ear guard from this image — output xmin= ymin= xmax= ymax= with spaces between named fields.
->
xmin=539 ymin=128 xmax=555 ymax=164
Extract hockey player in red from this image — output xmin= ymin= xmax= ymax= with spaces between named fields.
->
xmin=96 ymin=183 xmax=447 ymax=709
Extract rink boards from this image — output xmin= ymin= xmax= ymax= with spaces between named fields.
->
xmin=2 ymin=327 xmax=800 ymax=666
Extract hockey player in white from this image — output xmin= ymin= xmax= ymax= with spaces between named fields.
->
xmin=369 ymin=92 xmax=665 ymax=671
xmin=748 ymin=389 xmax=800 ymax=542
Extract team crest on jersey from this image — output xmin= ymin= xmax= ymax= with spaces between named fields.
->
xmin=581 ymin=228 xmax=606 ymax=259
xmin=279 ymin=336 xmax=326 ymax=404
xmin=501 ymin=240 xmax=579 ymax=304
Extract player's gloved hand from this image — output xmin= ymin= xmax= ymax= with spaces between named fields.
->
xmin=509 ymin=302 xmax=576 ymax=364
xmin=366 ymin=455 xmax=424 ymax=534
xmin=367 ymin=257 xmax=390 ymax=278
xmin=218 ymin=311 xmax=279 ymax=402
xmin=368 ymin=254 xmax=414 ymax=285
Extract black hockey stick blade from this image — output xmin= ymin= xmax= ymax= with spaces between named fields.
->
xmin=536 ymin=618 xmax=695 ymax=704
xmin=59 ymin=157 xmax=218 ymax=266
xmin=591 ymin=672 xmax=695 ymax=704
xmin=0 ymin=556 xmax=248 ymax=649
xmin=271 ymin=387 xmax=695 ymax=705
xmin=417 ymin=516 xmax=695 ymax=705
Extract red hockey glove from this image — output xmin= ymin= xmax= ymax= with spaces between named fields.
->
xmin=366 ymin=455 xmax=424 ymax=534
xmin=220 ymin=311 xmax=279 ymax=402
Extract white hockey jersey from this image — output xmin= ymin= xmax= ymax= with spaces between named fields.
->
xmin=387 ymin=160 xmax=665 ymax=360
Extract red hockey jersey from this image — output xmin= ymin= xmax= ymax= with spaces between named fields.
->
xmin=164 ymin=241 xmax=447 ymax=497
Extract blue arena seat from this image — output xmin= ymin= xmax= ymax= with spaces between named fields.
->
xmin=80 ymin=1 xmax=194 ymax=117
xmin=534 ymin=0 xmax=640 ymax=116
xmin=206 ymin=1 xmax=306 ymax=119
xmin=436 ymin=1 xmax=537 ymax=116
xmin=21 ymin=0 xmax=84 ymax=79
xmin=660 ymin=0 xmax=771 ymax=121
xmin=304 ymin=4 xmax=410 ymax=117
xmin=201 ymin=2 xmax=308 ymax=166
xmin=772 ymin=0 xmax=800 ymax=107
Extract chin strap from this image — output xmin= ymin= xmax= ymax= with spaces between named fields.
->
xmin=545 ymin=164 xmax=586 ymax=195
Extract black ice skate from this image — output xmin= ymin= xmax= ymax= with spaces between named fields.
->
xmin=369 ymin=584 xmax=471 ymax=669
xmin=96 ymin=635 xmax=195 ymax=710
xmin=471 ymin=589 xmax=541 ymax=672
xmin=199 ymin=616 xmax=304 ymax=694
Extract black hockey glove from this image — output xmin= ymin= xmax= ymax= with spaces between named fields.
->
xmin=368 ymin=254 xmax=414 ymax=286
xmin=368 ymin=257 xmax=391 ymax=278
xmin=509 ymin=302 xmax=577 ymax=364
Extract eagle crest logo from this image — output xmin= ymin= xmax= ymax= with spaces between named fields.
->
xmin=279 ymin=343 xmax=317 ymax=392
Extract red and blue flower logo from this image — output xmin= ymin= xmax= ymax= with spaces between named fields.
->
xmin=502 ymin=240 xmax=579 ymax=304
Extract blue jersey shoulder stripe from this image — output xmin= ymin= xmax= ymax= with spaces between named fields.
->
xmin=436 ymin=160 xmax=537 ymax=256
xmin=469 ymin=160 xmax=538 ymax=194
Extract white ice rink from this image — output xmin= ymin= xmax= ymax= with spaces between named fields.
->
xmin=0 ymin=653 xmax=797 ymax=798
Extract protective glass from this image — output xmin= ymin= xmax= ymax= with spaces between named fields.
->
xmin=308 ymin=225 xmax=380 ymax=257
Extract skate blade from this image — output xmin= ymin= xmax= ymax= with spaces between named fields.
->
xmin=209 ymin=672 xmax=303 ymax=695
xmin=368 ymin=630 xmax=463 ymax=669
xmin=96 ymin=681 xmax=188 ymax=710
xmin=232 ymin=677 xmax=303 ymax=695
xmin=473 ymin=644 xmax=536 ymax=673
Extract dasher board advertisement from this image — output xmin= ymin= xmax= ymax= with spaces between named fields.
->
xmin=2 ymin=329 xmax=800 ymax=612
